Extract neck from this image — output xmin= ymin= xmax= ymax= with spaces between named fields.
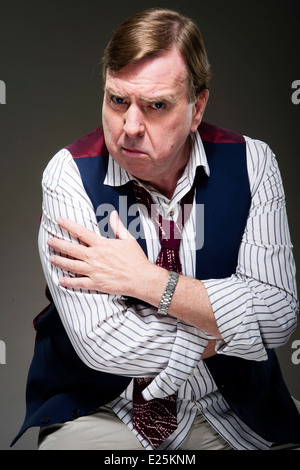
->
xmin=143 ymin=176 xmax=180 ymax=200
xmin=142 ymin=137 xmax=192 ymax=199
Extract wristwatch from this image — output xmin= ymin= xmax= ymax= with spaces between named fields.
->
xmin=157 ymin=271 xmax=179 ymax=315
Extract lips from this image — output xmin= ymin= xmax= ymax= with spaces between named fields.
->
xmin=122 ymin=147 xmax=147 ymax=156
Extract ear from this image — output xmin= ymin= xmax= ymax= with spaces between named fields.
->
xmin=190 ymin=90 xmax=209 ymax=132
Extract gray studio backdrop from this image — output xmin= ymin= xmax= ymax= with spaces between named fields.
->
xmin=0 ymin=0 xmax=299 ymax=450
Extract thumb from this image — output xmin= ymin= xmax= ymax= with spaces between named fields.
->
xmin=109 ymin=210 xmax=133 ymax=240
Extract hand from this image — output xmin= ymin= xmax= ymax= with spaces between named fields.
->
xmin=47 ymin=211 xmax=151 ymax=296
xmin=202 ymin=340 xmax=217 ymax=359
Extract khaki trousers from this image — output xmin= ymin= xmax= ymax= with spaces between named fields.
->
xmin=38 ymin=407 xmax=232 ymax=450
xmin=38 ymin=405 xmax=300 ymax=451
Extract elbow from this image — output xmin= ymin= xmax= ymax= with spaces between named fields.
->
xmin=262 ymin=298 xmax=299 ymax=349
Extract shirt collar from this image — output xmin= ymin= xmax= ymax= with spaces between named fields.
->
xmin=104 ymin=129 xmax=210 ymax=189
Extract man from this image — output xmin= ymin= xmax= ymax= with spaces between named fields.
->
xmin=13 ymin=8 xmax=300 ymax=450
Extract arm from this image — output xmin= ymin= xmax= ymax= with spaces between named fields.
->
xmin=49 ymin=139 xmax=299 ymax=365
xmin=39 ymin=149 xmax=211 ymax=386
xmin=202 ymin=138 xmax=298 ymax=359
xmin=51 ymin=212 xmax=221 ymax=338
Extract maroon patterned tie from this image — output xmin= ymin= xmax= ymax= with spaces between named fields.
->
xmin=131 ymin=182 xmax=194 ymax=448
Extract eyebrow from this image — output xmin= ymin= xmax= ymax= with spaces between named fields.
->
xmin=142 ymin=95 xmax=176 ymax=104
xmin=105 ymin=87 xmax=177 ymax=104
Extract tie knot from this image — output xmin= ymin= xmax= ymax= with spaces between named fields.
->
xmin=132 ymin=182 xmax=152 ymax=213
xmin=160 ymin=238 xmax=181 ymax=251
xmin=132 ymin=180 xmax=194 ymax=273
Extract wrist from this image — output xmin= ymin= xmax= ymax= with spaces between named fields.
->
xmin=128 ymin=263 xmax=170 ymax=308
xmin=157 ymin=271 xmax=179 ymax=315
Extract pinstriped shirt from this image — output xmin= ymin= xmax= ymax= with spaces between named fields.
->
xmin=38 ymin=130 xmax=298 ymax=450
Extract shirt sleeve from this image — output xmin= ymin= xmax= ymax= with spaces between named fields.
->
xmin=203 ymin=137 xmax=299 ymax=361
xmin=38 ymin=148 xmax=208 ymax=396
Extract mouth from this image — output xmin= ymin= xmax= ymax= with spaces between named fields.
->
xmin=121 ymin=147 xmax=147 ymax=157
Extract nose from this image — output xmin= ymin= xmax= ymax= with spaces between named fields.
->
xmin=123 ymin=105 xmax=145 ymax=138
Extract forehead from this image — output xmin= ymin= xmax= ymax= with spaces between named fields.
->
xmin=105 ymin=47 xmax=189 ymax=99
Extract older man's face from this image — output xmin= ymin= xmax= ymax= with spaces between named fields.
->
xmin=102 ymin=47 xmax=207 ymax=192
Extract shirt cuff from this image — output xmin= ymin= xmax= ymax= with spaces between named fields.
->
xmin=202 ymin=276 xmax=268 ymax=361
xmin=142 ymin=322 xmax=209 ymax=400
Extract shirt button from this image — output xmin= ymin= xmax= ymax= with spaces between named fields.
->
xmin=169 ymin=210 xmax=174 ymax=217
xmin=71 ymin=408 xmax=80 ymax=418
xmin=41 ymin=416 xmax=50 ymax=424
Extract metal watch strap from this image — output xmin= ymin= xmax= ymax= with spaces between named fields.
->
xmin=157 ymin=271 xmax=179 ymax=315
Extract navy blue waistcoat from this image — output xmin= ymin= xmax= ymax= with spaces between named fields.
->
xmin=12 ymin=122 xmax=300 ymax=447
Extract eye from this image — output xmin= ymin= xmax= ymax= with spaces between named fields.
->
xmin=112 ymin=96 xmax=126 ymax=105
xmin=152 ymin=101 xmax=165 ymax=110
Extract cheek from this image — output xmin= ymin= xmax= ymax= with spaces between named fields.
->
xmin=103 ymin=112 xmax=121 ymax=146
xmin=158 ymin=118 xmax=191 ymax=151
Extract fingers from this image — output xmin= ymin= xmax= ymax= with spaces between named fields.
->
xmin=48 ymin=236 xmax=88 ymax=261
xmin=54 ymin=213 xmax=132 ymax=243
xmin=56 ymin=217 xmax=100 ymax=245
xmin=59 ymin=275 xmax=96 ymax=291
xmin=109 ymin=211 xmax=133 ymax=240
xmin=49 ymin=254 xmax=88 ymax=277
xmin=47 ymin=214 xmax=135 ymax=293
xmin=48 ymin=217 xmax=101 ymax=261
